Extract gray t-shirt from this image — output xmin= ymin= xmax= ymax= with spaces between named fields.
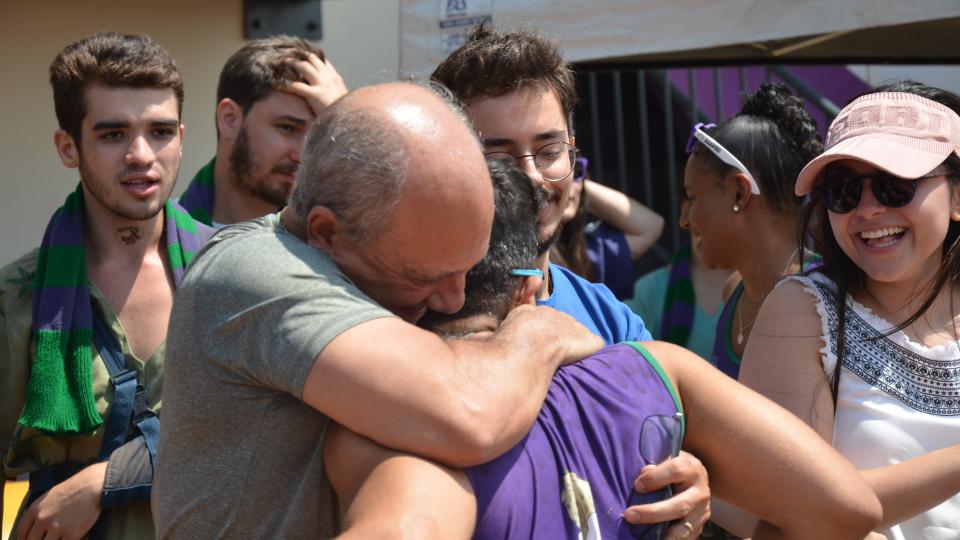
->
xmin=153 ymin=213 xmax=393 ymax=539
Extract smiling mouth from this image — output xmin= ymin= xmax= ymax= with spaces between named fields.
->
xmin=860 ymin=226 xmax=906 ymax=249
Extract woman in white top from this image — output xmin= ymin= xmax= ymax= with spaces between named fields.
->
xmin=740 ymin=81 xmax=960 ymax=540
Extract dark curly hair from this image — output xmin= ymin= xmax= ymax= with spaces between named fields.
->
xmin=692 ymin=82 xmax=823 ymax=214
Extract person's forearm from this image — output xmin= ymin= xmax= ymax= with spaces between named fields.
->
xmin=306 ymin=308 xmax=600 ymax=469
xmin=583 ymin=180 xmax=664 ymax=257
xmin=861 ymin=445 xmax=960 ymax=528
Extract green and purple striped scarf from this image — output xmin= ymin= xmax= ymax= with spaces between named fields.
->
xmin=660 ymin=245 xmax=695 ymax=347
xmin=20 ymin=184 xmax=212 ymax=435
xmin=178 ymin=157 xmax=216 ymax=226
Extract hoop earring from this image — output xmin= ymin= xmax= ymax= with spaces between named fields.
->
xmin=732 ymin=204 xmax=740 ymax=213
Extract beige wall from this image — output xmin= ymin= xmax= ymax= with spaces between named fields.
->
xmin=0 ymin=0 xmax=400 ymax=266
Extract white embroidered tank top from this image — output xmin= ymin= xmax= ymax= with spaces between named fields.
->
xmin=789 ymin=273 xmax=960 ymax=540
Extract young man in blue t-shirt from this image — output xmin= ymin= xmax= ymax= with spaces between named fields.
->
xmin=432 ymin=23 xmax=650 ymax=346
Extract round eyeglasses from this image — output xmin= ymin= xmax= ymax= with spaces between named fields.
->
xmin=485 ymin=141 xmax=577 ymax=182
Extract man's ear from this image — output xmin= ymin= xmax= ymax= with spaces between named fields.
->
xmin=304 ymin=206 xmax=341 ymax=251
xmin=216 ymin=98 xmax=244 ymax=140
xmin=729 ymin=171 xmax=755 ymax=212
xmin=54 ymin=129 xmax=79 ymax=169
xmin=512 ymin=275 xmax=543 ymax=307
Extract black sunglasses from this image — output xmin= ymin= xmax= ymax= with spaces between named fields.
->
xmin=816 ymin=167 xmax=948 ymax=214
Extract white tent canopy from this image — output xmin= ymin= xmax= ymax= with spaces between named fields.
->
xmin=399 ymin=0 xmax=960 ymax=75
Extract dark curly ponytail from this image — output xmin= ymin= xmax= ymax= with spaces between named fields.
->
xmin=692 ymin=82 xmax=824 ymax=214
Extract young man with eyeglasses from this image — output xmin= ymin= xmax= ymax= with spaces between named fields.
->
xmin=432 ymin=22 xmax=651 ymax=347
xmin=430 ymin=23 xmax=716 ymax=533
xmin=323 ymin=160 xmax=882 ymax=540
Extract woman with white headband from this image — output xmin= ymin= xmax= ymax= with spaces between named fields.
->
xmin=680 ymin=82 xmax=823 ymax=377
xmin=740 ymin=81 xmax=960 ymax=539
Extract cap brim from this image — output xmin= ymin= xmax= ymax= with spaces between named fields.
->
xmin=795 ymin=134 xmax=954 ymax=196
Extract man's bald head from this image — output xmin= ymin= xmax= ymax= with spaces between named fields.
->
xmin=291 ymin=81 xmax=489 ymax=246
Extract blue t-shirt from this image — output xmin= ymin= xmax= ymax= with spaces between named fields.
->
xmin=538 ymin=263 xmax=652 ymax=345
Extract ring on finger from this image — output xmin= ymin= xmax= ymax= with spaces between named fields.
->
xmin=680 ymin=520 xmax=695 ymax=538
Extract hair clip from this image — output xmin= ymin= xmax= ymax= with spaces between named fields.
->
xmin=510 ymin=268 xmax=544 ymax=278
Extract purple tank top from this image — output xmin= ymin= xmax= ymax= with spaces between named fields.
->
xmin=710 ymin=282 xmax=744 ymax=379
xmin=464 ymin=342 xmax=684 ymax=539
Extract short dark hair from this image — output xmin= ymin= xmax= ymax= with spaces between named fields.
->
xmin=418 ymin=159 xmax=542 ymax=331
xmin=49 ymin=31 xmax=184 ymax=142
xmin=431 ymin=22 xmax=576 ymax=127
xmin=217 ymin=35 xmax=325 ymax=115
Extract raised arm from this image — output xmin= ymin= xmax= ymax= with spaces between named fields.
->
xmin=741 ymin=281 xmax=960 ymax=529
xmin=282 ymin=52 xmax=349 ymax=116
xmin=583 ymin=179 xmax=664 ymax=259
xmin=303 ymin=304 xmax=602 ymax=468
xmin=644 ymin=340 xmax=881 ymax=539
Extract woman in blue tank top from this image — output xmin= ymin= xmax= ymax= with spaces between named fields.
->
xmin=680 ymin=83 xmax=824 ymax=376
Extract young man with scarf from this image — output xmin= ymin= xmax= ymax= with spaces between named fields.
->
xmin=0 ymin=32 xmax=212 ymax=539
xmin=178 ymin=36 xmax=348 ymax=227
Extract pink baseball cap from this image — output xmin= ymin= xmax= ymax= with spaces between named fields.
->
xmin=795 ymin=92 xmax=960 ymax=196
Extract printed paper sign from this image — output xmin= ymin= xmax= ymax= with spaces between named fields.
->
xmin=438 ymin=0 xmax=494 ymax=55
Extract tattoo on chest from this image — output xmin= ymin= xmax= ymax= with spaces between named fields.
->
xmin=118 ymin=226 xmax=142 ymax=245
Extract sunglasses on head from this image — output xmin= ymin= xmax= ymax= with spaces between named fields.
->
xmin=815 ymin=166 xmax=948 ymax=214
xmin=685 ymin=122 xmax=761 ymax=195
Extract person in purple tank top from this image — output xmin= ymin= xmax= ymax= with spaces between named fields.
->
xmin=323 ymin=161 xmax=881 ymax=539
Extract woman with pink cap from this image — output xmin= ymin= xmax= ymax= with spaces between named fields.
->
xmin=740 ymin=81 xmax=960 ymax=539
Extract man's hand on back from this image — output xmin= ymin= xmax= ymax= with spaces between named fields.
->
xmin=499 ymin=305 xmax=603 ymax=366
xmin=624 ymin=450 xmax=711 ymax=539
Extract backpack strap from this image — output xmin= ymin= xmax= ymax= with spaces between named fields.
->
xmin=27 ymin=312 xmax=160 ymax=539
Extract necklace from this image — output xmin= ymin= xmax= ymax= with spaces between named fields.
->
xmin=737 ymin=248 xmax=799 ymax=346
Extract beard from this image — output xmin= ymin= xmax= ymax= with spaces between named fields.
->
xmin=537 ymin=226 xmax=562 ymax=255
xmin=532 ymin=182 xmax=560 ymax=254
xmin=79 ymin=157 xmax=172 ymax=221
xmin=228 ymin=125 xmax=296 ymax=208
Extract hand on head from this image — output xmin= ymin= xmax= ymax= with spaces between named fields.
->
xmin=283 ymin=52 xmax=348 ymax=116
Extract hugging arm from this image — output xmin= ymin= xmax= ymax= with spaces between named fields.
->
xmin=644 ymin=340 xmax=882 ymax=539
xmin=303 ymin=305 xmax=601 ymax=468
